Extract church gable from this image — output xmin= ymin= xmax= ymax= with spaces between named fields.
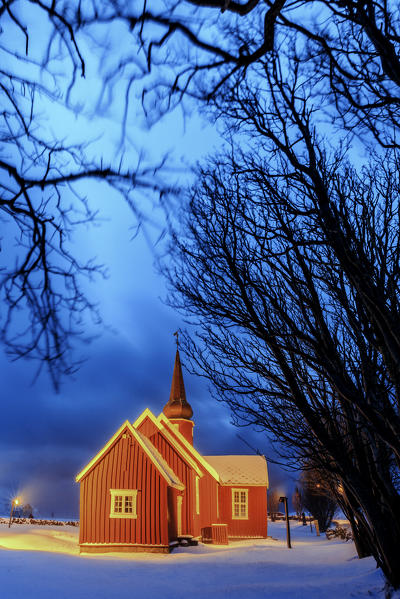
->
xmin=76 ymin=420 xmax=184 ymax=489
xmin=134 ymin=408 xmax=203 ymax=477
xmin=134 ymin=408 xmax=159 ymax=439
xmin=76 ymin=421 xmax=133 ymax=483
xmin=158 ymin=413 xmax=220 ymax=482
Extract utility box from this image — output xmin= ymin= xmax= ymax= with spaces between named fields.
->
xmin=202 ymin=523 xmax=229 ymax=545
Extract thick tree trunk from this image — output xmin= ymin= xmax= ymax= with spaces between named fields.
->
xmin=367 ymin=506 xmax=400 ymax=589
xmin=347 ymin=512 xmax=372 ymax=560
xmin=347 ymin=484 xmax=400 ymax=588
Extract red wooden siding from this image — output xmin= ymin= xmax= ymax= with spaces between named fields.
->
xmin=169 ymin=418 xmax=194 ymax=444
xmin=148 ymin=430 xmax=194 ymax=537
xmin=137 ymin=415 xmax=158 ymax=439
xmin=147 ymin=421 xmax=221 ymax=538
xmin=79 ymin=428 xmax=169 ymax=548
xmin=193 ymin=472 xmax=220 ymax=537
xmin=218 ymin=485 xmax=268 ymax=538
xmin=139 ymin=420 xmax=221 ymax=539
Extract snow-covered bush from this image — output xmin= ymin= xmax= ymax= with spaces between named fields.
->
xmin=326 ymin=526 xmax=353 ymax=542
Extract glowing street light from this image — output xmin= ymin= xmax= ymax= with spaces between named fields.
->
xmin=8 ymin=497 xmax=20 ymax=528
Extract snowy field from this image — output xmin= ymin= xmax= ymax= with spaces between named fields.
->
xmin=0 ymin=520 xmax=396 ymax=599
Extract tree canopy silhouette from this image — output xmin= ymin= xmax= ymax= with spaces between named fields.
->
xmin=0 ymin=1 xmax=169 ymax=387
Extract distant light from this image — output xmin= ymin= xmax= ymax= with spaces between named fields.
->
xmin=8 ymin=497 xmax=20 ymax=528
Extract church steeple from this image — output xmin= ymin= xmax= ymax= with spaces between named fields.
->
xmin=163 ymin=349 xmax=193 ymax=420
xmin=163 ymin=343 xmax=194 ymax=444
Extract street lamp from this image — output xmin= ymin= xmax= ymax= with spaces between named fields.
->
xmin=8 ymin=497 xmax=19 ymax=528
xmin=279 ymin=496 xmax=292 ymax=548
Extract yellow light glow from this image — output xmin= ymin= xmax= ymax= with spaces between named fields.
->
xmin=14 ymin=498 xmax=19 ymax=505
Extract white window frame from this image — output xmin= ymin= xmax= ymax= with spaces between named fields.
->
xmin=195 ymin=476 xmax=200 ymax=515
xmin=231 ymin=488 xmax=249 ymax=520
xmin=109 ymin=489 xmax=138 ymax=519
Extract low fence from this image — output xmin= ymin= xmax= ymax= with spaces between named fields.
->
xmin=0 ymin=517 xmax=79 ymax=527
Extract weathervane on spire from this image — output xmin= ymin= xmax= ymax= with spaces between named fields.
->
xmin=173 ymin=330 xmax=179 ymax=349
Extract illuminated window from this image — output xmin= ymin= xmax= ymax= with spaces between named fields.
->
xmin=232 ymin=488 xmax=248 ymax=520
xmin=195 ymin=476 xmax=200 ymax=515
xmin=109 ymin=489 xmax=138 ymax=518
xmin=114 ymin=495 xmax=123 ymax=513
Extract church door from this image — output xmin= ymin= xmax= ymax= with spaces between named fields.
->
xmin=177 ymin=495 xmax=183 ymax=536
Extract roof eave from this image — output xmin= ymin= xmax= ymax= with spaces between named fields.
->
xmin=158 ymin=413 xmax=221 ymax=483
xmin=133 ymin=408 xmax=204 ymax=477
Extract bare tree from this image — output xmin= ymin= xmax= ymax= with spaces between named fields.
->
xmin=292 ymin=487 xmax=303 ymax=520
xmin=85 ymin=0 xmax=400 ymax=585
xmin=73 ymin=0 xmax=400 ymax=411
xmin=76 ymin=0 xmax=400 ymax=147
xmin=3 ymin=4 xmax=400 ymax=588
xmin=22 ymin=504 xmax=34 ymax=518
xmin=268 ymin=489 xmax=281 ymax=521
xmin=299 ymin=469 xmax=338 ymax=533
xmin=163 ymin=127 xmax=400 ymax=584
xmin=0 ymin=1 xmax=169 ymax=386
xmin=3 ymin=1 xmax=400 ymax=391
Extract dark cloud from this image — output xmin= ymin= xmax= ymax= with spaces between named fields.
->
xmin=0 ymin=307 xmax=292 ymax=517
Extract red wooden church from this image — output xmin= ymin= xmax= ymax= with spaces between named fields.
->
xmin=76 ymin=350 xmax=269 ymax=553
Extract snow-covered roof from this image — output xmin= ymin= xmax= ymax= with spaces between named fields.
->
xmin=203 ymin=455 xmax=269 ymax=487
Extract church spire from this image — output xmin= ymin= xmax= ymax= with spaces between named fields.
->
xmin=163 ymin=349 xmax=193 ymax=420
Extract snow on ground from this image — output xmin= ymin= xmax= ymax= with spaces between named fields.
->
xmin=0 ymin=520 xmax=396 ymax=599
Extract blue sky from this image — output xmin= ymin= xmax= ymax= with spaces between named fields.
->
xmin=0 ymin=184 xmax=290 ymax=515
xmin=0 ymin=7 xmax=292 ymax=517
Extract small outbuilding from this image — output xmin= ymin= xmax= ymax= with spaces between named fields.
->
xmin=76 ymin=349 xmax=269 ymax=553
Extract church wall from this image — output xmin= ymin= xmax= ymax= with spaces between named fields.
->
xmin=79 ymin=428 xmax=169 ymax=551
xmin=194 ymin=473 xmax=220 ymax=536
xmin=218 ymin=485 xmax=268 ymax=539
xmin=149 ymin=430 xmax=195 ymax=537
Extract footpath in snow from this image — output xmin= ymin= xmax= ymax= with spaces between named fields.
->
xmin=0 ymin=520 xmax=393 ymax=599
